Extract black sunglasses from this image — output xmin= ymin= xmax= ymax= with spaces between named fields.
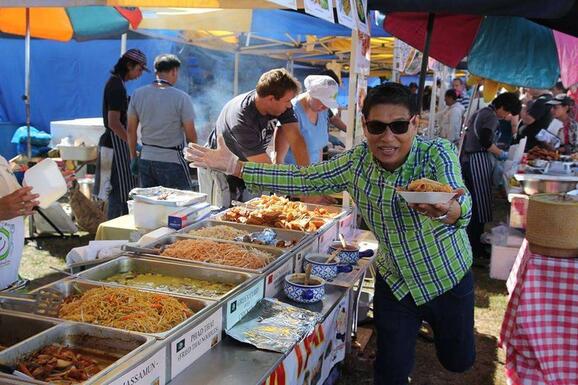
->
xmin=366 ymin=120 xmax=411 ymax=135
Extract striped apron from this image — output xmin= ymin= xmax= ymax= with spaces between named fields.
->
xmin=462 ymin=151 xmax=494 ymax=224
xmin=111 ymin=132 xmax=137 ymax=207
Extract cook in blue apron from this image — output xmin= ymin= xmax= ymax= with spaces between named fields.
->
xmin=283 ymin=75 xmax=339 ymax=165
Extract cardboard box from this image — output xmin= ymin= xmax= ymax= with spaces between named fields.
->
xmin=490 ymin=245 xmax=520 ymax=280
xmin=168 ymin=202 xmax=211 ymax=230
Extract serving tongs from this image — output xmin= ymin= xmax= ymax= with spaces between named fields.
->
xmin=121 ymin=244 xmax=166 ymax=255
xmin=0 ymin=288 xmax=64 ymax=317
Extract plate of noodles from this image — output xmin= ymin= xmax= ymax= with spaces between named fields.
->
xmin=396 ymin=178 xmax=457 ymax=204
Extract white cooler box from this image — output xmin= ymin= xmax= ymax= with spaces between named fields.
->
xmin=133 ymin=201 xmax=176 ymax=230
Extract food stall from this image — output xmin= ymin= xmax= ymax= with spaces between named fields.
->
xmin=0 ymin=195 xmax=375 ymax=385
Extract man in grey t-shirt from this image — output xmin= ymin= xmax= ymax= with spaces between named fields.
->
xmin=205 ymin=68 xmax=310 ymax=204
xmin=128 ymin=54 xmax=197 ymax=190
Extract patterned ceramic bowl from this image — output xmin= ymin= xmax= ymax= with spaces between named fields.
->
xmin=304 ymin=253 xmax=353 ymax=281
xmin=327 ymin=241 xmax=360 ymax=265
xmin=284 ymin=273 xmax=326 ymax=304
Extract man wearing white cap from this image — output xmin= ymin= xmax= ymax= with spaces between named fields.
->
xmin=276 ymin=75 xmax=339 ymax=166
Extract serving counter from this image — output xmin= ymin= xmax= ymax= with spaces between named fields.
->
xmin=0 ymin=202 xmax=374 ymax=385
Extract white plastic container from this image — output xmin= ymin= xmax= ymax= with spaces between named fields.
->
xmin=58 ymin=145 xmax=98 ymax=161
xmin=23 ymin=158 xmax=67 ymax=209
xmin=490 ymin=245 xmax=520 ymax=280
xmin=133 ymin=201 xmax=176 ymax=229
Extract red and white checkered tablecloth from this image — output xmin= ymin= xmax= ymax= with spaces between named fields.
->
xmin=500 ymin=240 xmax=578 ymax=385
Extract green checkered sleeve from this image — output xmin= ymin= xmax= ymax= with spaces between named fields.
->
xmin=242 ymin=150 xmax=353 ymax=195
xmin=430 ymin=140 xmax=472 ymax=229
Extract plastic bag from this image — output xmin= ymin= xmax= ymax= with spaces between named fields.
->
xmin=536 ymin=129 xmax=561 ymax=149
xmin=11 ymin=126 xmax=51 ymax=146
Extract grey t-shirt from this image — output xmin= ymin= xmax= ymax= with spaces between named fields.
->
xmin=128 ymin=84 xmax=195 ymax=164
xmin=462 ymin=105 xmax=498 ymax=153
xmin=208 ymin=90 xmax=298 ymax=161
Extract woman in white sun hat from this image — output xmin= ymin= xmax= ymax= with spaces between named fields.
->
xmin=275 ymin=75 xmax=339 ymax=166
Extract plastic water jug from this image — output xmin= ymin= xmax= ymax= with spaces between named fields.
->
xmin=23 ymin=158 xmax=67 ymax=209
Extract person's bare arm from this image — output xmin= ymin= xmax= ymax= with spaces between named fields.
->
xmin=274 ymin=126 xmax=291 ymax=164
xmin=280 ymin=122 xmax=310 ymax=166
xmin=127 ymin=114 xmax=139 ymax=159
xmin=183 ymin=120 xmax=197 ymax=144
xmin=107 ymin=110 xmax=127 ymax=142
xmin=247 ymin=153 xmax=272 ymax=164
xmin=329 ymin=115 xmax=347 ymax=132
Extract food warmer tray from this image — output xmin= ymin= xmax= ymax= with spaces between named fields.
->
xmin=0 ymin=322 xmax=154 ymax=385
xmin=29 ymin=279 xmax=215 ymax=340
xmin=75 ymin=256 xmax=258 ymax=301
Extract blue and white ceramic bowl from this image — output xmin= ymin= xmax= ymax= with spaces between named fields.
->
xmin=327 ymin=241 xmax=360 ymax=265
xmin=304 ymin=253 xmax=352 ymax=281
xmin=284 ymin=273 xmax=326 ymax=304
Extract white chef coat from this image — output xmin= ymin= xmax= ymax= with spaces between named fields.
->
xmin=0 ymin=156 xmax=25 ymax=289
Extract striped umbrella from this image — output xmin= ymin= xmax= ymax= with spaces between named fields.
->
xmin=0 ymin=6 xmax=142 ymax=41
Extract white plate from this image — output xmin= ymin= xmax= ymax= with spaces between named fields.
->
xmin=397 ymin=191 xmax=457 ymax=205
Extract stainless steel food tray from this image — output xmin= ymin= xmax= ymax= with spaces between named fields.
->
xmin=136 ymin=234 xmax=287 ymax=274
xmin=75 ymin=256 xmax=257 ymax=301
xmin=180 ymin=219 xmax=312 ymax=251
xmin=0 ymin=322 xmax=154 ymax=385
xmin=0 ymin=312 xmax=60 ymax=352
xmin=213 ymin=201 xmax=344 ymax=235
xmin=30 ymin=279 xmax=214 ymax=340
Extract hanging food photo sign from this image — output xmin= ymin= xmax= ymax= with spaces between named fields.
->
xmin=266 ymin=0 xmax=297 ymax=9
xmin=304 ymin=0 xmax=335 ymax=24
xmin=352 ymin=0 xmax=369 ymax=34
xmin=336 ymin=0 xmax=356 ymax=29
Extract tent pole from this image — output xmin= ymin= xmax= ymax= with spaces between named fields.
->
xmin=120 ymin=33 xmax=127 ymax=55
xmin=233 ymin=51 xmax=240 ymax=96
xmin=25 ymin=7 xmax=31 ymax=159
xmin=417 ymin=13 xmax=435 ymax=114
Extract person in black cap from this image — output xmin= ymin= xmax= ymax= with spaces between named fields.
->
xmin=97 ymin=48 xmax=148 ymax=219
xmin=547 ymin=94 xmax=577 ymax=154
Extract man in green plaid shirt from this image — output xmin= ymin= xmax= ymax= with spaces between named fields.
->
xmin=186 ymin=83 xmax=475 ymax=384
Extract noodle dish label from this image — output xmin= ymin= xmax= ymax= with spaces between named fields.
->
xmin=111 ymin=348 xmax=166 ymax=385
xmin=170 ymin=308 xmax=223 ymax=379
xmin=265 ymin=257 xmax=293 ymax=297
xmin=318 ymin=223 xmax=339 ymax=253
xmin=226 ymin=279 xmax=265 ymax=330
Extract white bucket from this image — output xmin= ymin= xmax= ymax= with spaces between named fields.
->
xmin=23 ymin=158 xmax=67 ymax=209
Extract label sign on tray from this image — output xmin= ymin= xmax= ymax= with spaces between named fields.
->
xmin=318 ymin=222 xmax=338 ymax=253
xmin=338 ymin=210 xmax=356 ymax=240
xmin=170 ymin=308 xmax=223 ymax=379
xmin=265 ymin=258 xmax=294 ymax=297
xmin=110 ymin=347 xmax=166 ymax=385
xmin=226 ymin=279 xmax=265 ymax=330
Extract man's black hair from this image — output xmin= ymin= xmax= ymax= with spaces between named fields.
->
xmin=154 ymin=54 xmax=181 ymax=73
xmin=111 ymin=57 xmax=140 ymax=78
xmin=492 ymin=92 xmax=522 ymax=115
xmin=362 ymin=82 xmax=411 ymax=119
xmin=445 ymin=89 xmax=458 ymax=100
xmin=408 ymin=82 xmax=418 ymax=89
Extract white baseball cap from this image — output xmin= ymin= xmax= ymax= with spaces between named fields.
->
xmin=304 ymin=75 xmax=339 ymax=109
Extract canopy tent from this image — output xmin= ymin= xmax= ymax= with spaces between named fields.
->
xmin=137 ymin=8 xmax=394 ymax=75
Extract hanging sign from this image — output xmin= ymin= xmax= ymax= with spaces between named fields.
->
xmin=267 ymin=0 xmax=297 ymax=9
xmin=336 ymin=0 xmax=356 ymax=29
xmin=352 ymin=0 xmax=369 ymax=34
xmin=304 ymin=0 xmax=335 ymax=24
